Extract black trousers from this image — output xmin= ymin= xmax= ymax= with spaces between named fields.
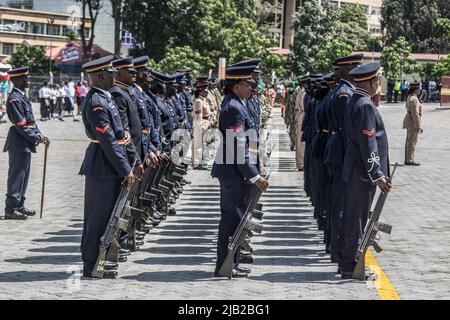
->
xmin=5 ymin=152 xmax=31 ymax=214
xmin=215 ymin=179 xmax=252 ymax=271
xmin=40 ymin=98 xmax=50 ymax=118
xmin=340 ymin=177 xmax=376 ymax=272
xmin=329 ymin=164 xmax=346 ymax=261
xmin=81 ymin=176 xmax=121 ymax=274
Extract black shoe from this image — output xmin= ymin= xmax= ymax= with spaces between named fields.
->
xmin=341 ymin=271 xmax=354 ymax=279
xmin=232 ymin=268 xmax=249 ymax=278
xmin=73 ymin=118 xmax=80 ymax=122
xmin=119 ymin=248 xmax=130 ymax=256
xmin=183 ymin=180 xmax=192 ymax=185
xmin=136 ymin=240 xmax=144 ymax=246
xmin=153 ymin=212 xmax=164 ymax=220
xmin=411 ymin=162 xmax=420 ymax=166
xmin=168 ymin=208 xmax=177 ymax=216
xmin=58 ymin=117 xmax=64 ymax=121
xmin=136 ymin=234 xmax=145 ymax=241
xmin=19 ymin=207 xmax=37 ymax=216
xmin=83 ymin=270 xmax=118 ymax=279
xmin=147 ymin=217 xmax=161 ymax=226
xmin=236 ymin=266 xmax=251 ymax=273
xmin=135 ymin=231 xmax=146 ymax=237
xmin=104 ymin=261 xmax=119 ymax=271
xmin=5 ymin=210 xmax=28 ymax=220
xmin=239 ymin=253 xmax=254 ymax=264
xmin=143 ymin=223 xmax=154 ymax=230
xmin=118 ymin=255 xmax=128 ymax=263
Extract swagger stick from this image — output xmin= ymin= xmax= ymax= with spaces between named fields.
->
xmin=40 ymin=143 xmax=49 ymax=219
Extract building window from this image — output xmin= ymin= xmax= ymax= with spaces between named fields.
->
xmin=30 ymin=23 xmax=45 ymax=34
xmin=46 ymin=24 xmax=61 ymax=36
xmin=2 ymin=43 xmax=15 ymax=55
xmin=361 ymin=5 xmax=369 ymax=14
xmin=371 ymin=7 xmax=381 ymax=16
xmin=330 ymin=1 xmax=339 ymax=7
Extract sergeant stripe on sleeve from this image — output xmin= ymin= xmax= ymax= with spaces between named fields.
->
xmin=95 ymin=124 xmax=110 ymax=134
xmin=16 ymin=119 xmax=26 ymax=126
xmin=362 ymin=129 xmax=375 ymax=137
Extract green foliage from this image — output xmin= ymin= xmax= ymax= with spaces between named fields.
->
xmin=125 ymin=0 xmax=281 ymax=77
xmin=10 ymin=44 xmax=54 ymax=75
xmin=289 ymin=0 xmax=373 ymax=75
xmin=63 ymin=29 xmax=78 ymax=41
xmin=315 ymin=40 xmax=353 ymax=74
xmin=380 ymin=37 xmax=412 ymax=80
xmin=381 ymin=0 xmax=450 ymax=53
xmin=434 ymin=55 xmax=450 ymax=80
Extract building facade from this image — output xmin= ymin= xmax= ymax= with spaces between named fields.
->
xmin=0 ymin=0 xmax=114 ymax=54
xmin=0 ymin=5 xmax=91 ymax=61
xmin=261 ymin=0 xmax=383 ymax=49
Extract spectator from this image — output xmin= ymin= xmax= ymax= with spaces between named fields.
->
xmin=429 ymin=79 xmax=436 ymax=102
xmin=394 ymin=79 xmax=401 ymax=103
xmin=49 ymin=84 xmax=58 ymax=118
xmin=400 ymin=79 xmax=410 ymax=102
xmin=39 ymin=81 xmax=51 ymax=121
xmin=387 ymin=79 xmax=394 ymax=103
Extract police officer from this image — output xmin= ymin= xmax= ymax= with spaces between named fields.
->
xmin=150 ymin=71 xmax=176 ymax=151
xmin=3 ymin=67 xmax=50 ymax=220
xmin=79 ymin=56 xmax=135 ymax=279
xmin=341 ymin=63 xmax=391 ymax=279
xmin=403 ymin=81 xmax=422 ymax=166
xmin=324 ymin=54 xmax=363 ymax=265
xmin=129 ymin=57 xmax=160 ymax=167
xmin=177 ymin=69 xmax=194 ymax=129
xmin=212 ymin=64 xmax=269 ymax=278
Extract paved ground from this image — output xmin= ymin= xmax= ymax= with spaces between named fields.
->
xmin=0 ymin=102 xmax=448 ymax=300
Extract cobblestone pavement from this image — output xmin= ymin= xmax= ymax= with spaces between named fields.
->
xmin=0 ymin=102 xmax=448 ymax=300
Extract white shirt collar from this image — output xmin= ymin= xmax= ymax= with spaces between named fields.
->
xmin=134 ymin=83 xmax=143 ymax=93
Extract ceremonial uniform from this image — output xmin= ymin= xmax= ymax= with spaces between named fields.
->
xmin=403 ymin=82 xmax=422 ymax=165
xmin=341 ymin=63 xmax=389 ymax=274
xmin=110 ymin=59 xmax=142 ymax=166
xmin=212 ymin=65 xmax=260 ymax=276
xmin=79 ymin=57 xmax=132 ymax=277
xmin=295 ymin=77 xmax=307 ymax=170
xmin=3 ymin=67 xmax=43 ymax=219
xmin=323 ymin=54 xmax=363 ymax=262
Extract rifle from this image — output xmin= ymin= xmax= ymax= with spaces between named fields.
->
xmin=352 ymin=163 xmax=398 ymax=280
xmin=218 ymin=167 xmax=272 ymax=279
xmin=91 ymin=185 xmax=131 ymax=279
xmin=125 ymin=181 xmax=145 ymax=252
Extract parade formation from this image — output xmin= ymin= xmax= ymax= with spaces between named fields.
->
xmin=0 ymin=47 xmax=400 ymax=284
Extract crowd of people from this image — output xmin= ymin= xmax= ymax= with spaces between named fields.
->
xmin=37 ymin=80 xmax=89 ymax=122
xmin=387 ymin=78 xmax=440 ymax=104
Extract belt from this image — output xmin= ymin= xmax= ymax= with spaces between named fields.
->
xmin=91 ymin=139 xmax=128 ymax=145
xmin=322 ymin=129 xmax=329 ymax=133
xmin=142 ymin=129 xmax=150 ymax=134
xmin=12 ymin=124 xmax=36 ymax=129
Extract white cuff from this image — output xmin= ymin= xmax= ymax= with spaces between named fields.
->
xmin=249 ymin=175 xmax=262 ymax=184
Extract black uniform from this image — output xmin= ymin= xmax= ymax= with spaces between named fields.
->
xmin=79 ymin=86 xmax=132 ymax=275
xmin=341 ymin=87 xmax=390 ymax=272
xmin=3 ymin=87 xmax=42 ymax=215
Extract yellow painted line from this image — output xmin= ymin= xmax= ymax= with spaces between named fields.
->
xmin=365 ymin=249 xmax=401 ymax=300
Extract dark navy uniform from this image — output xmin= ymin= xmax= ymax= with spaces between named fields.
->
xmin=341 ymin=63 xmax=389 ymax=273
xmin=144 ymin=89 xmax=164 ymax=152
xmin=79 ymin=57 xmax=132 ymax=276
xmin=110 ymin=80 xmax=142 ymax=167
xmin=130 ymin=84 xmax=159 ymax=156
xmin=211 ymin=65 xmax=260 ymax=273
xmin=3 ymin=67 xmax=43 ymax=217
xmin=323 ymin=54 xmax=363 ymax=262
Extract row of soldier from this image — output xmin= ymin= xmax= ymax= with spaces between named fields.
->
xmin=284 ymin=54 xmax=392 ymax=279
xmin=2 ymin=54 xmax=274 ymax=279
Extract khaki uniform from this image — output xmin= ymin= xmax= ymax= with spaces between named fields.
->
xmin=403 ymin=93 xmax=422 ymax=163
xmin=206 ymin=90 xmax=219 ymax=127
xmin=295 ymin=88 xmax=306 ymax=169
xmin=192 ymin=97 xmax=209 ymax=167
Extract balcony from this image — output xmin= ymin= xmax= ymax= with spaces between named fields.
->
xmin=7 ymin=0 xmax=34 ymax=8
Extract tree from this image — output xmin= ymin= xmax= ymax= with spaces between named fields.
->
xmin=10 ymin=44 xmax=55 ymax=75
xmin=433 ymin=55 xmax=450 ymax=80
xmin=337 ymin=4 xmax=373 ymax=51
xmin=289 ymin=0 xmax=341 ymax=74
xmin=381 ymin=0 xmax=450 ymax=53
xmin=125 ymin=0 xmax=280 ymax=76
xmin=380 ymin=36 xmax=412 ymax=80
xmin=315 ymin=39 xmax=353 ymax=74
xmin=110 ymin=0 xmax=138 ymax=57
xmin=76 ymin=0 xmax=103 ymax=62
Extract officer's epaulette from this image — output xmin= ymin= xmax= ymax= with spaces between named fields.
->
xmin=91 ymin=92 xmax=109 ymax=111
xmin=335 ymin=84 xmax=353 ymax=99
